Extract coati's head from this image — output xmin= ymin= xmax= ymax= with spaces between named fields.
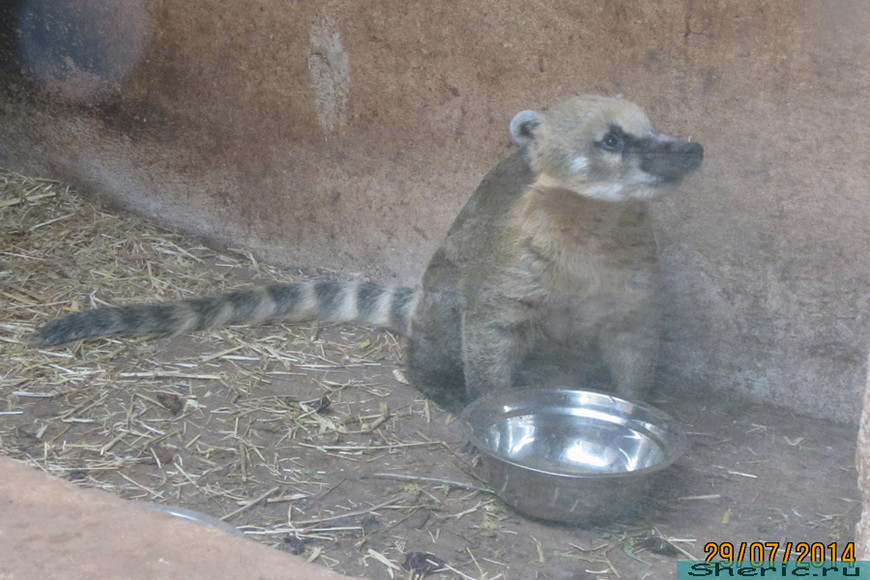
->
xmin=510 ymin=95 xmax=703 ymax=202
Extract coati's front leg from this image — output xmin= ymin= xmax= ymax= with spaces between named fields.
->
xmin=460 ymin=300 xmax=537 ymax=400
xmin=599 ymin=312 xmax=660 ymax=401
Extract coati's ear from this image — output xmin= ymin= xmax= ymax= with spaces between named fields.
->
xmin=509 ymin=110 xmax=542 ymax=156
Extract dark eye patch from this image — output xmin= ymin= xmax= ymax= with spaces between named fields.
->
xmin=595 ymin=125 xmax=639 ymax=154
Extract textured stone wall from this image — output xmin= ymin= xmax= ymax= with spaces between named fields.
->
xmin=1 ymin=0 xmax=868 ymax=422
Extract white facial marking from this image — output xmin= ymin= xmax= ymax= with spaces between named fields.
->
xmin=569 ymin=156 xmax=588 ymax=173
xmin=631 ymin=170 xmax=662 ymax=185
xmin=583 ymin=173 xmax=668 ymax=202
xmin=584 ymin=184 xmax=626 ymax=202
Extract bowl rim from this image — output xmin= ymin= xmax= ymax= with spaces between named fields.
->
xmin=460 ymin=387 xmax=688 ymax=480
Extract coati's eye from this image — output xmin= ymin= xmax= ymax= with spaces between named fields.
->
xmin=600 ymin=131 xmax=624 ymax=152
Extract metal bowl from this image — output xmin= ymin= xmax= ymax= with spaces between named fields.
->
xmin=461 ymin=388 xmax=687 ymax=524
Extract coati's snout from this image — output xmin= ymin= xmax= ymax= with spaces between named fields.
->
xmin=639 ymin=138 xmax=704 ymax=183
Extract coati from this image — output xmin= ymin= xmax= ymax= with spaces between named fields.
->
xmin=34 ymin=95 xmax=703 ymax=410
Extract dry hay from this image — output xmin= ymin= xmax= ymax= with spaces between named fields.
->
xmin=0 ymin=169 xmax=711 ymax=579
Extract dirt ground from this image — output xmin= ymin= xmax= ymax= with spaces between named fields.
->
xmin=0 ymin=172 xmax=860 ymax=579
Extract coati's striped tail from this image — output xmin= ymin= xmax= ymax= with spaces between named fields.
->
xmin=33 ymin=281 xmax=418 ymax=347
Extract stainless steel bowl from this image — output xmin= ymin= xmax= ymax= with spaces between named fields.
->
xmin=461 ymin=388 xmax=687 ymax=524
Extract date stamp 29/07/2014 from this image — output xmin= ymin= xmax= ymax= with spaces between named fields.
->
xmin=702 ymin=542 xmax=855 ymax=564
xmin=678 ymin=542 xmax=861 ymax=579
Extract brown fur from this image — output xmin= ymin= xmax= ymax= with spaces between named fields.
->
xmin=407 ymin=95 xmax=702 ymax=408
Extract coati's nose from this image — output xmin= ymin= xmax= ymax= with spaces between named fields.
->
xmin=680 ymin=141 xmax=704 ymax=172
xmin=641 ymin=139 xmax=704 ymax=181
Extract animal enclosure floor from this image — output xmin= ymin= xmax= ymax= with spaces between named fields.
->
xmin=0 ymin=171 xmax=859 ymax=580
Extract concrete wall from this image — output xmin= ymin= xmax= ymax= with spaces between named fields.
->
xmin=1 ymin=0 xmax=868 ymax=422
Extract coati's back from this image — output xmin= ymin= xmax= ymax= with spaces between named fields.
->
xmin=405 ymin=152 xmax=536 ymax=407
